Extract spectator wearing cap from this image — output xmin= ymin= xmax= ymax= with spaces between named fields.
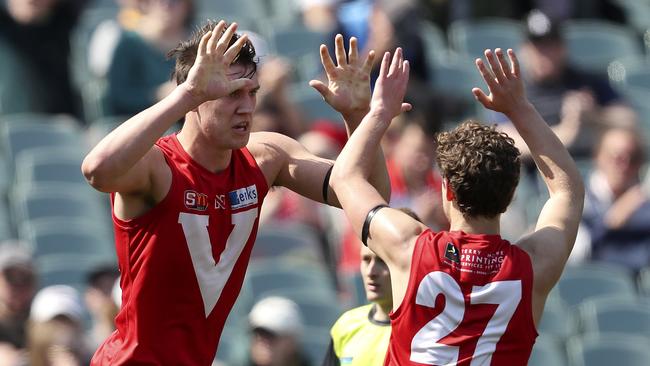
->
xmin=27 ymin=285 xmax=91 ymax=366
xmin=0 ymin=243 xmax=36 ymax=349
xmin=498 ymin=9 xmax=633 ymax=160
xmin=247 ymin=296 xmax=312 ymax=366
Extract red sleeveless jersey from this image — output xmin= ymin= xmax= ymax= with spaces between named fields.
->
xmin=385 ymin=230 xmax=537 ymax=366
xmin=91 ymin=135 xmax=269 ymax=365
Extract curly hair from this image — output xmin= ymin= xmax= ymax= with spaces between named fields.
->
xmin=167 ymin=20 xmax=257 ymax=85
xmin=435 ymin=120 xmax=521 ymax=218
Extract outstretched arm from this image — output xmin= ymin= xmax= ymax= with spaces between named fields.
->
xmin=472 ymin=49 xmax=584 ymax=302
xmin=330 ymin=49 xmax=426 ymax=274
xmin=82 ymin=21 xmax=254 ymax=194
xmin=308 ymin=35 xmax=390 ymax=205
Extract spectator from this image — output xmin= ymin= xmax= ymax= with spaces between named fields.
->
xmin=247 ymin=297 xmax=311 ymax=366
xmin=0 ymin=0 xmax=85 ymax=116
xmin=27 ymin=285 xmax=90 ymax=366
xmin=104 ymin=0 xmax=194 ymax=116
xmin=84 ymin=265 xmax=119 ymax=351
xmin=0 ymin=243 xmax=36 ymax=349
xmin=579 ymin=127 xmax=650 ymax=271
xmin=499 ymin=9 xmax=632 ymax=159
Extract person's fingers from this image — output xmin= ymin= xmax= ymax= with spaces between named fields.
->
xmin=334 ymin=34 xmax=347 ymax=66
xmin=348 ymin=37 xmax=359 ymax=65
xmin=378 ymin=51 xmax=391 ymax=79
xmin=224 ymin=34 xmax=248 ymax=63
xmin=401 ymin=103 xmax=412 ymax=112
xmin=475 ymin=58 xmax=498 ymax=91
xmin=216 ymin=22 xmax=238 ymax=54
xmin=309 ymin=80 xmax=334 ymax=100
xmin=508 ymin=49 xmax=520 ymax=78
xmin=206 ymin=20 xmax=226 ymax=53
xmin=388 ymin=47 xmax=402 ymax=76
xmin=319 ymin=44 xmax=337 ymax=75
xmin=361 ymin=50 xmax=376 ymax=75
xmin=402 ymin=59 xmax=410 ymax=82
xmin=485 ymin=49 xmax=506 ymax=84
xmin=495 ymin=48 xmax=512 ymax=79
xmin=472 ymin=87 xmax=491 ymax=107
xmin=197 ymin=31 xmax=211 ymax=57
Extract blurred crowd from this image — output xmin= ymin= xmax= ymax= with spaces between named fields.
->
xmin=0 ymin=0 xmax=649 ymax=364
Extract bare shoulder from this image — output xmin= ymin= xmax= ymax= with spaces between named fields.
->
xmin=246 ymin=132 xmax=295 ymax=187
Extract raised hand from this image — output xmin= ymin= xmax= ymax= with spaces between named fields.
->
xmin=472 ymin=48 xmax=527 ymax=115
xmin=309 ymin=34 xmax=376 ymax=121
xmin=184 ymin=21 xmax=255 ymax=103
xmin=370 ymin=48 xmax=411 ymax=120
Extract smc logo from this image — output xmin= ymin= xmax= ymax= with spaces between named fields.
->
xmin=184 ymin=190 xmax=208 ymax=211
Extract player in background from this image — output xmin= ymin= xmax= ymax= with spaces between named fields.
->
xmin=81 ymin=20 xmax=391 ymax=365
xmin=330 ymin=47 xmax=584 ymax=365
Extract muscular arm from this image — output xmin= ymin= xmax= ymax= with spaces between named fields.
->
xmin=330 ymin=50 xmax=426 ymax=307
xmin=472 ymin=49 xmax=584 ymax=317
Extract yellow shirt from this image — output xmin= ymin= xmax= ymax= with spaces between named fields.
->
xmin=330 ymin=304 xmax=391 ymax=366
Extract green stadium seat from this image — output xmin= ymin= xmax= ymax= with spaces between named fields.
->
xmin=578 ymin=296 xmax=650 ymax=335
xmin=556 ymin=263 xmax=637 ymax=307
xmin=567 ymin=333 xmax=650 ymax=366
xmin=563 ymin=20 xmax=643 ymax=75
xmin=528 ymin=335 xmax=567 ymax=366
xmin=252 ymin=222 xmax=323 ymax=263
xmin=25 ymin=219 xmax=115 ymax=259
xmin=537 ymin=300 xmax=577 ymax=339
xmin=419 ymin=19 xmax=449 ymax=68
xmin=448 ymin=18 xmax=525 ymax=61
xmin=245 ymin=258 xmax=336 ymax=300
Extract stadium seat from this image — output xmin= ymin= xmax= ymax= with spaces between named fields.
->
xmin=429 ymin=59 xmax=484 ymax=121
xmin=288 ymin=83 xmax=343 ymax=124
xmin=528 ymin=335 xmax=567 ymax=366
xmin=0 ymin=40 xmax=45 ymax=115
xmin=563 ymin=20 xmax=643 ymax=75
xmin=0 ymin=114 xmax=85 ymax=171
xmin=567 ymin=333 xmax=650 ymax=366
xmin=556 ymin=262 xmax=637 ymax=307
xmin=252 ymin=222 xmax=323 ymax=263
xmin=419 ymin=19 xmax=449 ymax=68
xmin=195 ymin=0 xmax=266 ymax=22
xmin=537 ymin=300 xmax=577 ymax=339
xmin=608 ymin=57 xmax=650 ymax=91
xmin=36 ymin=253 xmax=115 ymax=290
xmin=578 ymin=296 xmax=650 ymax=335
xmin=639 ymin=266 xmax=650 ymax=296
xmin=448 ymin=18 xmax=525 ymax=60
xmin=13 ymin=146 xmax=87 ymax=190
xmin=24 ymin=220 xmax=115 ymax=259
xmin=270 ymin=27 xmax=327 ymax=82
xmin=245 ymin=258 xmax=336 ymax=300
xmin=11 ymin=184 xmax=108 ymax=235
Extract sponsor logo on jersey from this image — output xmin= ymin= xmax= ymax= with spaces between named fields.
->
xmin=445 ymin=242 xmax=460 ymax=264
xmin=184 ymin=190 xmax=209 ymax=211
xmin=229 ymin=184 xmax=258 ymax=210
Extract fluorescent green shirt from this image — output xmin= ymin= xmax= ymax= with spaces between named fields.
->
xmin=330 ymin=304 xmax=391 ymax=366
